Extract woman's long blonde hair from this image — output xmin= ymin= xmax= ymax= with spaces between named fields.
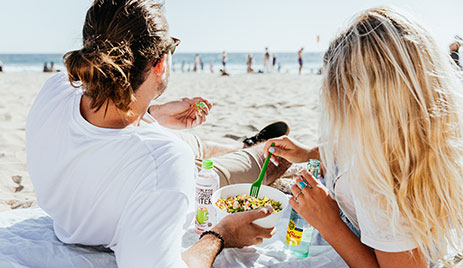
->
xmin=320 ymin=7 xmax=463 ymax=264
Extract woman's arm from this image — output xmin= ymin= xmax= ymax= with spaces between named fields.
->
xmin=319 ymin=216 xmax=379 ymax=267
xmin=319 ymin=218 xmax=426 ymax=268
xmin=292 ymin=171 xmax=427 ymax=268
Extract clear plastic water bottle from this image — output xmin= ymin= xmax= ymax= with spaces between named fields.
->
xmin=194 ymin=159 xmax=220 ymax=234
xmin=285 ymin=159 xmax=320 ymax=258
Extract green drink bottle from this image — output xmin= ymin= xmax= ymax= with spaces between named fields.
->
xmin=284 ymin=159 xmax=320 ymax=258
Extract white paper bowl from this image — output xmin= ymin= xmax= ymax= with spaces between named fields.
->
xmin=212 ymin=183 xmax=289 ymax=228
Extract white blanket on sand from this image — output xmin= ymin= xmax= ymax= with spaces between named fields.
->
xmin=0 ymin=207 xmax=347 ymax=268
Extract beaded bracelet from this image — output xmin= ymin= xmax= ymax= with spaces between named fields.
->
xmin=199 ymin=230 xmax=224 ymax=256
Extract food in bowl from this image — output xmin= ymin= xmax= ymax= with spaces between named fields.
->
xmin=212 ymin=184 xmax=289 ymax=228
xmin=215 ymin=194 xmax=282 ymax=213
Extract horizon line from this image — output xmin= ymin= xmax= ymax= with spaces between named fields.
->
xmin=0 ymin=50 xmax=326 ymax=55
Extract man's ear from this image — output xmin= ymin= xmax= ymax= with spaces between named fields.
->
xmin=152 ymin=55 xmax=166 ymax=75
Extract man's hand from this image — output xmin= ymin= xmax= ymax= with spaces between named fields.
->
xmin=212 ymin=206 xmax=276 ymax=248
xmin=148 ymin=97 xmax=212 ymax=129
xmin=182 ymin=207 xmax=275 ymax=268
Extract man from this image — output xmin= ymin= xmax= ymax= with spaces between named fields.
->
xmin=26 ymin=1 xmax=289 ymax=267
xmin=298 ymin=48 xmax=304 ymax=75
xmin=264 ymin=47 xmax=270 ymax=73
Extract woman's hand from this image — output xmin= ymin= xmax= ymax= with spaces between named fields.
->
xmin=212 ymin=207 xmax=276 ymax=248
xmin=263 ymin=136 xmax=319 ymax=164
xmin=148 ymin=97 xmax=212 ymax=129
xmin=290 ymin=169 xmax=342 ymax=233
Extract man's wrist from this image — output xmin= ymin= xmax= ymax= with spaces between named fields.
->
xmin=211 ymin=225 xmax=229 ymax=248
xmin=199 ymin=230 xmax=224 ymax=256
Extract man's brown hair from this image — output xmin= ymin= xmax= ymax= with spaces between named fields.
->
xmin=64 ymin=0 xmax=171 ymax=113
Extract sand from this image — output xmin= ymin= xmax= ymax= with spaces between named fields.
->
xmin=0 ymin=72 xmax=322 ymax=212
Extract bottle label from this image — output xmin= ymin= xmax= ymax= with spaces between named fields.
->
xmin=195 ymin=184 xmax=214 ymax=205
xmin=285 ymin=220 xmax=303 ymax=246
xmin=194 ymin=181 xmax=218 ymax=234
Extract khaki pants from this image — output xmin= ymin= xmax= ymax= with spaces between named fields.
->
xmin=174 ymin=131 xmax=267 ymax=187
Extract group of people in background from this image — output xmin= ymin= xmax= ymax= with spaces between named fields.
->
xmin=178 ymin=38 xmax=462 ymax=76
xmin=246 ymin=48 xmax=280 ymax=74
xmin=179 ymin=47 xmax=302 ymax=75
xmin=43 ymin=61 xmax=59 ymax=73
xmin=0 ymin=36 xmax=461 ymax=75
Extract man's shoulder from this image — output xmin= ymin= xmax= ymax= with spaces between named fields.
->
xmin=31 ymin=72 xmax=76 ymax=111
xmin=41 ymin=72 xmax=73 ymax=94
xmin=132 ymin=128 xmax=195 ymax=166
xmin=131 ymin=130 xmax=196 ymax=193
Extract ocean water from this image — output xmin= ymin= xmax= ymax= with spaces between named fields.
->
xmin=0 ymin=52 xmax=324 ymax=74
xmin=0 ymin=54 xmax=66 ymax=73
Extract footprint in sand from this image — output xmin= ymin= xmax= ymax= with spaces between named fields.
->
xmin=244 ymin=125 xmax=259 ymax=132
xmin=2 ymin=113 xmax=12 ymax=121
xmin=11 ymin=175 xmax=24 ymax=192
xmin=223 ymin=134 xmax=243 ymax=141
xmin=12 ymin=175 xmax=22 ymax=184
xmin=14 ymin=185 xmax=24 ymax=193
xmin=9 ymin=200 xmax=33 ymax=209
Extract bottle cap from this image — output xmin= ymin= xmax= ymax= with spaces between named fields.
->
xmin=202 ymin=159 xmax=214 ymax=169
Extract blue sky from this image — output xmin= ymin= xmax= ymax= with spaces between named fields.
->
xmin=0 ymin=0 xmax=461 ymax=54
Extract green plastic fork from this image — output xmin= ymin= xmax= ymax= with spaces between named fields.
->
xmin=250 ymin=142 xmax=275 ymax=198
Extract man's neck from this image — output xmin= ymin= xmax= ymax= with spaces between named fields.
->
xmin=80 ymin=94 xmax=144 ymax=129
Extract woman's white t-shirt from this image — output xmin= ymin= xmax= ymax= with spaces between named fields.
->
xmin=332 ymin=176 xmax=418 ymax=252
xmin=26 ymin=73 xmax=195 ymax=268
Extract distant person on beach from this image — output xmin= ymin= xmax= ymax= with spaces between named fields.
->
xmin=0 ymin=60 xmax=3 ymax=72
xmin=26 ymin=2 xmax=288 ymax=268
xmin=222 ymin=51 xmax=227 ymax=72
xmin=450 ymin=41 xmax=460 ymax=68
xmin=272 ymin=53 xmax=277 ymax=70
xmin=193 ymin=53 xmax=199 ymax=72
xmin=265 ymin=7 xmax=463 ymax=268
xmin=298 ymin=48 xmax=303 ymax=75
xmin=200 ymin=57 xmax=204 ymax=71
xmin=209 ymin=61 xmax=214 ymax=73
xmin=181 ymin=60 xmax=185 ymax=72
xmin=43 ymin=62 xmax=49 ymax=72
xmin=246 ymin=53 xmax=253 ymax=73
xmin=263 ymin=47 xmax=270 ymax=72
xmin=49 ymin=61 xmax=56 ymax=72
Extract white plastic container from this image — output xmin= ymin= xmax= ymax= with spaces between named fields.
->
xmin=194 ymin=159 xmax=220 ymax=234
xmin=212 ymin=183 xmax=289 ymax=228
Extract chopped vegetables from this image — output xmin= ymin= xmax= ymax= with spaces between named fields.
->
xmin=216 ymin=194 xmax=282 ymax=213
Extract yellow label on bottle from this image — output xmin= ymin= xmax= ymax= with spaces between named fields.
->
xmin=285 ymin=220 xmax=303 ymax=246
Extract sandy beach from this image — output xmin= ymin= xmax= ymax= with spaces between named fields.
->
xmin=0 ymin=72 xmax=322 ymax=212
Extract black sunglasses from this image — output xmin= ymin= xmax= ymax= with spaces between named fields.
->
xmin=153 ymin=37 xmax=180 ymax=67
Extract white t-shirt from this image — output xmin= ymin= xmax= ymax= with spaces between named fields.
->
xmin=26 ymin=73 xmax=195 ymax=268
xmin=332 ymin=176 xmax=418 ymax=252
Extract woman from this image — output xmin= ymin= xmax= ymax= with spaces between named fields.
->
xmin=26 ymin=1 xmax=282 ymax=267
xmin=265 ymin=7 xmax=463 ymax=268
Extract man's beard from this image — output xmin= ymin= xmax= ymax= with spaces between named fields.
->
xmin=155 ymin=80 xmax=168 ymax=99
xmin=153 ymin=68 xmax=169 ymax=100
